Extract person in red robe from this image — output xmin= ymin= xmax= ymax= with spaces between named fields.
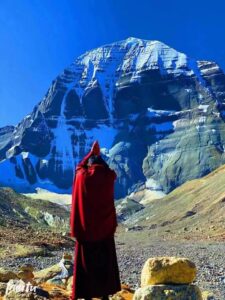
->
xmin=70 ymin=141 xmax=121 ymax=300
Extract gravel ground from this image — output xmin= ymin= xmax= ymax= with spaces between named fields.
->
xmin=116 ymin=236 xmax=225 ymax=300
xmin=0 ymin=249 xmax=73 ymax=271
xmin=0 ymin=235 xmax=224 ymax=299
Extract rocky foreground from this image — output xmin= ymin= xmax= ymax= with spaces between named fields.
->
xmin=0 ymin=249 xmax=219 ymax=300
xmin=116 ymin=233 xmax=225 ymax=299
xmin=0 ymin=186 xmax=224 ymax=299
xmin=0 ymin=227 xmax=224 ymax=299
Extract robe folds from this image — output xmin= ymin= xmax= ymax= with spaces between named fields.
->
xmin=70 ymin=152 xmax=121 ymax=299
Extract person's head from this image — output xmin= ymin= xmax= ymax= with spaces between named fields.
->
xmin=87 ymin=155 xmax=108 ymax=167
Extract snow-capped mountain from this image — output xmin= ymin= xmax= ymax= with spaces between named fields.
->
xmin=1 ymin=37 xmax=225 ymax=198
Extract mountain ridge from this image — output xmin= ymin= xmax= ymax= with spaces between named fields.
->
xmin=1 ymin=37 xmax=225 ymax=197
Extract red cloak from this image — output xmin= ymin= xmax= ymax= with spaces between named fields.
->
xmin=70 ymin=151 xmax=118 ymax=242
xmin=70 ymin=149 xmax=121 ymax=299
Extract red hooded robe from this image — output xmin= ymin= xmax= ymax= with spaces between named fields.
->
xmin=70 ymin=149 xmax=121 ymax=299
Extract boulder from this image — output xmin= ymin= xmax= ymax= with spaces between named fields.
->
xmin=0 ymin=268 xmax=17 ymax=282
xmin=133 ymin=284 xmax=202 ymax=300
xmin=34 ymin=264 xmax=61 ymax=283
xmin=141 ymin=257 xmax=196 ymax=286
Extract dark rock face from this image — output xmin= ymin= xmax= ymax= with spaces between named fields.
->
xmin=64 ymin=90 xmax=83 ymax=118
xmin=83 ymin=85 xmax=108 ymax=119
xmin=143 ymin=116 xmax=225 ymax=193
xmin=1 ymin=38 xmax=225 ymax=198
xmin=0 ymin=126 xmax=14 ymax=160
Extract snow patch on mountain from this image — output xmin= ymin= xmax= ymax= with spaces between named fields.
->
xmin=147 ymin=108 xmax=176 ymax=118
xmin=52 ymin=88 xmax=75 ymax=171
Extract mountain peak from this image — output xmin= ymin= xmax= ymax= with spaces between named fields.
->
xmin=1 ymin=37 xmax=225 ymax=198
xmin=70 ymin=37 xmax=189 ymax=86
xmin=124 ymin=36 xmax=163 ymax=45
xmin=79 ymin=37 xmax=179 ymax=61
xmin=113 ymin=37 xmax=177 ymax=53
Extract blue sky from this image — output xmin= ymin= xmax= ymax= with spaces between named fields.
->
xmin=1 ymin=0 xmax=225 ymax=127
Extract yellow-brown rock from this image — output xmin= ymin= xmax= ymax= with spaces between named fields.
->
xmin=141 ymin=257 xmax=196 ymax=286
xmin=0 ymin=268 xmax=17 ymax=282
xmin=17 ymin=270 xmax=34 ymax=283
xmin=202 ymin=291 xmax=216 ymax=300
xmin=66 ymin=276 xmax=73 ymax=291
xmin=111 ymin=284 xmax=134 ymax=300
xmin=40 ymin=282 xmax=71 ymax=299
xmin=34 ymin=264 xmax=61 ymax=283
xmin=19 ymin=264 xmax=34 ymax=273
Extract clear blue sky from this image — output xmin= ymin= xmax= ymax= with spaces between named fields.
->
xmin=1 ymin=0 xmax=225 ymax=127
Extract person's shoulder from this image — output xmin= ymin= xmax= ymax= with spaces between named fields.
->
xmin=108 ymin=168 xmax=117 ymax=180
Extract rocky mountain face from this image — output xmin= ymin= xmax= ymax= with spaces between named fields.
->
xmin=1 ymin=37 xmax=225 ymax=198
xmin=0 ymin=187 xmax=69 ymax=229
xmin=120 ymin=163 xmax=225 ymax=238
xmin=0 ymin=126 xmax=14 ymax=161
